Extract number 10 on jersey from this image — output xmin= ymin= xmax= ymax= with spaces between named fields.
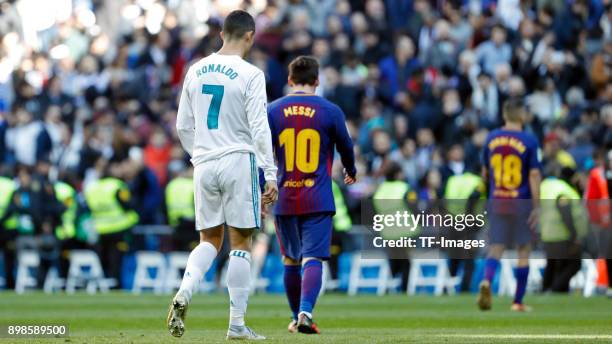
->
xmin=279 ymin=128 xmax=320 ymax=173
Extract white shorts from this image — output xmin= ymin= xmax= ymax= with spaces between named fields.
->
xmin=194 ymin=152 xmax=261 ymax=230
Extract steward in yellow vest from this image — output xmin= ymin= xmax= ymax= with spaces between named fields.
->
xmin=540 ymin=178 xmax=587 ymax=244
xmin=84 ymin=177 xmax=139 ymax=235
xmin=55 ymin=180 xmax=95 ymax=280
xmin=540 ymin=166 xmax=585 ymax=293
xmin=166 ymin=175 xmax=195 ymax=227
xmin=372 ymin=162 xmax=415 ymax=292
xmin=329 ymin=180 xmax=352 ymax=284
xmin=165 ymin=169 xmax=197 ymax=251
xmin=84 ymin=164 xmax=139 ymax=288
xmin=54 ymin=181 xmax=77 ymax=241
xmin=443 ymin=172 xmax=486 ymax=216
xmin=332 ymin=181 xmax=352 ymax=233
xmin=373 ymin=163 xmax=419 ymax=240
xmin=3 ymin=162 xmax=65 ymax=288
xmin=443 ymin=169 xmax=486 ymax=292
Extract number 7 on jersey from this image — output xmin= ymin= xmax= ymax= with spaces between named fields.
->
xmin=202 ymin=84 xmax=224 ymax=130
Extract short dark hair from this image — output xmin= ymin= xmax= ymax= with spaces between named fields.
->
xmin=223 ymin=10 xmax=255 ymax=40
xmin=384 ymin=161 xmax=403 ymax=181
xmin=503 ymin=97 xmax=526 ymax=123
xmin=288 ymin=56 xmax=319 ymax=86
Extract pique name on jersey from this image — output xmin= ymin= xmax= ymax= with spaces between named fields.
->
xmin=195 ymin=64 xmax=238 ymax=80
xmin=283 ymin=105 xmax=316 ymax=118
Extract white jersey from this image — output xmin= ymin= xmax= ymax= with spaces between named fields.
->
xmin=176 ymin=53 xmax=277 ymax=181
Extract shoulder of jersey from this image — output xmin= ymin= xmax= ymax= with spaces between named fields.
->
xmin=298 ymin=95 xmax=335 ymax=111
xmin=311 ymin=96 xmax=344 ymax=120
xmin=486 ymin=128 xmax=500 ymax=138
xmin=187 ymin=55 xmax=262 ymax=77
xmin=184 ymin=57 xmax=206 ymax=82
xmin=188 ymin=55 xmax=209 ymax=71
xmin=528 ymin=132 xmax=540 ymax=148
xmin=235 ymin=58 xmax=263 ymax=78
xmin=268 ymin=97 xmax=284 ymax=111
xmin=325 ymin=99 xmax=343 ymax=113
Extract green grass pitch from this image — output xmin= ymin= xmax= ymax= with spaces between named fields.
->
xmin=0 ymin=292 xmax=611 ymax=343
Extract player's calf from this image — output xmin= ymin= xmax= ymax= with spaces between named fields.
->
xmin=283 ymin=256 xmax=302 ymax=323
xmin=297 ymin=258 xmax=323 ymax=334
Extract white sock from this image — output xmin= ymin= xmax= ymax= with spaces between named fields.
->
xmin=177 ymin=241 xmax=217 ymax=301
xmin=227 ymin=250 xmax=252 ymax=327
xmin=299 ymin=311 xmax=312 ymax=319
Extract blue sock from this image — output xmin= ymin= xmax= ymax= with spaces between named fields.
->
xmin=283 ymin=265 xmax=301 ymax=320
xmin=484 ymin=258 xmax=500 ymax=283
xmin=514 ymin=266 xmax=529 ymax=304
xmin=299 ymin=260 xmax=323 ymax=316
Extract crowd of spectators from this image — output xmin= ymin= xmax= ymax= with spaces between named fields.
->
xmin=0 ymin=0 xmax=610 ymax=228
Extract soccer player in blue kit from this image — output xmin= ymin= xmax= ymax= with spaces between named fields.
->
xmin=267 ymin=56 xmax=357 ymax=334
xmin=477 ymin=98 xmax=542 ymax=312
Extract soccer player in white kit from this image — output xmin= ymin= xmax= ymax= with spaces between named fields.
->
xmin=167 ymin=10 xmax=278 ymax=340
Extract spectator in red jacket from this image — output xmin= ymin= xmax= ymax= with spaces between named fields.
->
xmin=584 ymin=148 xmax=612 ymax=297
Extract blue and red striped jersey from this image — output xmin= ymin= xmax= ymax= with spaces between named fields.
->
xmin=482 ymin=129 xmax=541 ymax=200
xmin=268 ymin=93 xmax=356 ymax=215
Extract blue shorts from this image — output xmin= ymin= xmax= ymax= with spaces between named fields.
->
xmin=488 ymin=211 xmax=533 ymax=247
xmin=275 ymin=212 xmax=333 ymax=260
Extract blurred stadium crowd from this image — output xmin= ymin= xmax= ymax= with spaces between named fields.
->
xmin=0 ymin=0 xmax=611 ymax=293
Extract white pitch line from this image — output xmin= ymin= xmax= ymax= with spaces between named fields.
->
xmin=443 ymin=334 xmax=612 ymax=340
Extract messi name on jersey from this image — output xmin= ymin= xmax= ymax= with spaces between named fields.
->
xmin=283 ymin=105 xmax=316 ymax=118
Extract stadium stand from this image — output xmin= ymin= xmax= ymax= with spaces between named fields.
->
xmin=0 ymin=0 xmax=611 ymax=297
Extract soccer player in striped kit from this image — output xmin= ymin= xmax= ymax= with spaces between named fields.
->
xmin=478 ymin=98 xmax=542 ymax=312
xmin=267 ymin=56 xmax=357 ymax=333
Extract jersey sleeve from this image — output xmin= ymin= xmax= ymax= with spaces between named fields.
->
xmin=245 ymin=71 xmax=277 ymax=182
xmin=176 ymin=72 xmax=195 ymax=157
xmin=332 ymin=105 xmax=356 ymax=178
xmin=527 ymin=137 xmax=542 ymax=170
xmin=267 ymin=103 xmax=279 ymax=148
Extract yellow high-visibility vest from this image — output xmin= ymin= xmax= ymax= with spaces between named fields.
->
xmin=54 ymin=182 xmax=77 ymax=240
xmin=540 ymin=178 xmax=587 ymax=242
xmin=165 ymin=177 xmax=195 ymax=227
xmin=444 ymin=172 xmax=485 ymax=215
xmin=0 ymin=177 xmax=17 ymax=230
xmin=84 ymin=178 xmax=138 ymax=235
xmin=332 ymin=181 xmax=352 ymax=232
xmin=373 ymin=180 xmax=419 ymax=238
